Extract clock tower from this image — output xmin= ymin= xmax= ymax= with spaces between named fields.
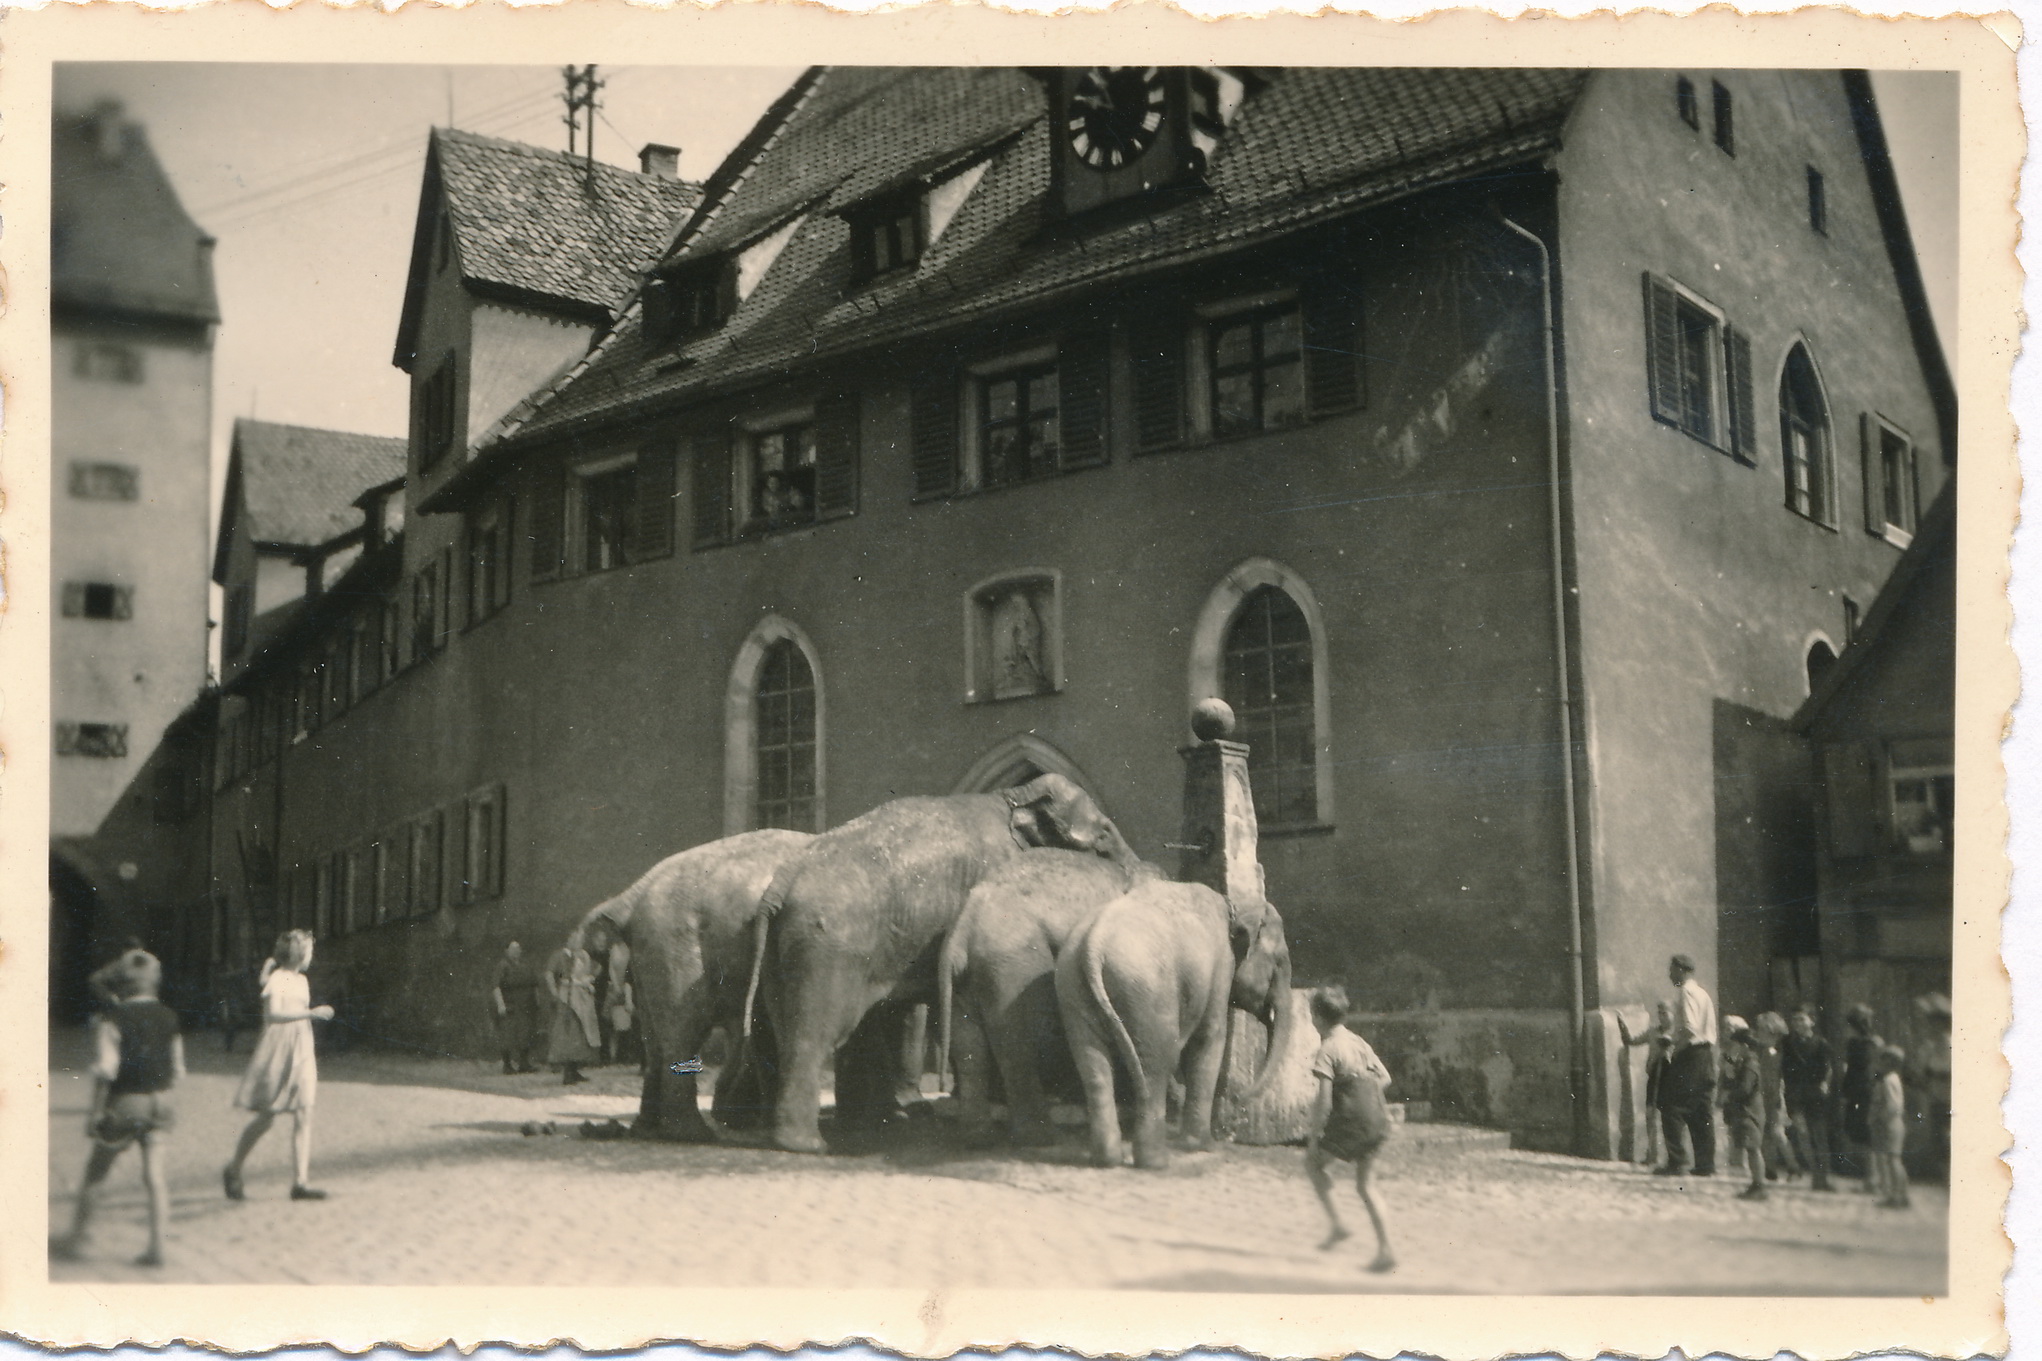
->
xmin=1046 ymin=67 xmax=1229 ymax=219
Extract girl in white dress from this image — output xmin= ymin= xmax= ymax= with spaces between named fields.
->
xmin=223 ymin=930 xmax=333 ymax=1201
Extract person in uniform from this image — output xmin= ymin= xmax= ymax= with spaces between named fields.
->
xmin=1303 ymin=986 xmax=1396 ymax=1273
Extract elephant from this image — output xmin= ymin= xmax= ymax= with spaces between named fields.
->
xmin=1055 ymin=879 xmax=1295 ymax=1170
xmin=744 ymin=773 xmax=1142 ymax=1153
xmin=567 ymin=828 xmax=814 ymax=1141
xmin=934 ymin=848 xmax=1161 ymax=1145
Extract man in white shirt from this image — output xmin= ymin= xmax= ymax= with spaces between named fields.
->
xmin=1655 ymin=952 xmax=1720 ymax=1177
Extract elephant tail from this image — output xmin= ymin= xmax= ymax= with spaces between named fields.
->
xmin=934 ymin=917 xmax=970 ymax=1095
xmin=1082 ymin=905 xmax=1148 ymax=1112
xmin=740 ymin=857 xmax=801 ymax=1042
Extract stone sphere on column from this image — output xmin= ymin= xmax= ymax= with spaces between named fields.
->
xmin=1191 ymin=698 xmax=1236 ymax=742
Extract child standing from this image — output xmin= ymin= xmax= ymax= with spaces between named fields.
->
xmin=52 ymin=950 xmax=183 ymax=1267
xmin=224 ymin=930 xmax=334 ymax=1201
xmin=1304 ymin=986 xmax=1396 ymax=1273
xmin=1717 ymin=1016 xmax=1767 ymax=1200
xmin=1752 ymin=1012 xmax=1800 ymax=1182
xmin=1619 ymin=1002 xmax=1676 ymax=1171
xmin=1870 ymin=1043 xmax=1912 ymax=1209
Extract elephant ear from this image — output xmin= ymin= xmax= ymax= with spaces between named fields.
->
xmin=1006 ymin=774 xmax=1080 ymax=848
xmin=1223 ymin=895 xmax=1271 ymax=959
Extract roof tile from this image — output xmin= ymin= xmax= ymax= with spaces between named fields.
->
xmin=234 ymin=419 xmax=408 ymax=548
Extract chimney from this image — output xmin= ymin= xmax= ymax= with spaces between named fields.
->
xmin=639 ymin=143 xmax=681 ymax=179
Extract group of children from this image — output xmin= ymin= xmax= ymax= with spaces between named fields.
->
xmin=1641 ymin=1002 xmax=1914 ymax=1209
xmin=52 ymin=931 xmax=334 ymax=1268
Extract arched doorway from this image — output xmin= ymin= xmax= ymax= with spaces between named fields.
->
xmin=952 ymin=733 xmax=1101 ymax=801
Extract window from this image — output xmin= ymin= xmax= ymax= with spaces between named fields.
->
xmin=979 ymin=367 xmax=1060 ymax=488
xmin=850 ymin=193 xmax=923 ymax=281
xmin=1209 ymin=303 xmax=1306 ymax=437
xmin=467 ymin=499 xmax=513 ymax=625
xmin=1888 ymin=739 xmax=1953 ymax=856
xmin=1806 ymin=166 xmax=1828 ymax=235
xmin=1676 ymin=76 xmax=1700 ymax=130
xmin=1712 ymin=80 xmax=1734 ymax=154
xmin=1806 ymin=639 xmax=1838 ymax=694
xmin=755 ymin=639 xmax=818 ymax=832
xmin=647 ymin=260 xmax=737 ymax=340
xmin=1780 ymin=344 xmax=1834 ymax=525
xmin=746 ymin=422 xmax=816 ymax=530
xmin=381 ymin=598 xmax=403 ymax=681
xmin=1643 ymin=275 xmax=1755 ymax=457
xmin=349 ymin=611 xmax=379 ymax=703
xmin=381 ymin=828 xmax=411 ymax=922
xmin=410 ymin=561 xmax=441 ymax=661
xmin=1222 ymin=586 xmax=1318 ymax=827
xmin=461 ymin=785 xmax=507 ymax=903
xmin=419 ymin=353 xmax=458 ymax=472
xmin=409 ymin=810 xmax=444 ymax=914
xmin=61 ymin=581 xmax=132 ymax=620
xmin=75 ymin=342 xmax=142 ymax=383
xmin=581 ymin=462 xmax=638 ymax=571
xmin=69 ymin=461 xmax=139 ymax=501
xmin=224 ymin=583 xmax=254 ymax=659
xmin=1863 ymin=414 xmax=1919 ymax=544
xmin=57 ymin=721 xmax=129 ymax=759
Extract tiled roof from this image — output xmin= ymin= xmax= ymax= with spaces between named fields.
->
xmin=53 ymin=103 xmax=219 ymax=324
xmin=482 ymin=67 xmax=1588 ymax=461
xmin=233 ymin=419 xmax=409 ymax=549
xmin=436 ymin=128 xmax=702 ymax=314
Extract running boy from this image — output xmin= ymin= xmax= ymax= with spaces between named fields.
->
xmin=52 ymin=949 xmax=183 ymax=1267
xmin=1304 ymin=985 xmax=1396 ymax=1273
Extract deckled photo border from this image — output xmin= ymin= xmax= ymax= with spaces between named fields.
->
xmin=0 ymin=5 xmax=2018 ymax=1356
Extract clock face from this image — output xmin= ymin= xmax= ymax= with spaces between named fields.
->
xmin=1067 ymin=67 xmax=1168 ymax=171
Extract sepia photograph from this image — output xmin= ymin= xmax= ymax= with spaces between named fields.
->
xmin=8 ymin=8 xmax=2018 ymax=1352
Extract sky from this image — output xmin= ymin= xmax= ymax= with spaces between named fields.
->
xmin=54 ymin=64 xmax=1958 ymax=526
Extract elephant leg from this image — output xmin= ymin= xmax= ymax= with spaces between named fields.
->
xmin=633 ymin=983 xmax=717 ymax=1143
xmin=713 ymin=1015 xmax=778 ymax=1132
xmin=950 ymin=999 xmax=998 ymax=1142
xmin=991 ymin=982 xmax=1058 ymax=1146
xmin=1177 ymin=1010 xmax=1227 ymax=1152
xmin=1131 ymin=1020 xmax=1179 ymax=1171
xmin=896 ymin=1003 xmax=930 ymax=1107
xmin=835 ymin=1002 xmax=909 ymax=1133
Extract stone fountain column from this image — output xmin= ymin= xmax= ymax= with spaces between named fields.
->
xmin=1178 ymin=700 xmax=1318 ymax=1145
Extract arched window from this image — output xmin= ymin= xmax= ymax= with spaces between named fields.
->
xmin=1780 ymin=344 xmax=1833 ymax=525
xmin=1805 ymin=639 xmax=1838 ymax=694
xmin=723 ymin=616 xmax=825 ymax=834
xmin=1222 ymin=586 xmax=1318 ymax=827
xmin=1189 ymin=559 xmax=1332 ymax=829
xmin=755 ymin=640 xmax=816 ymax=830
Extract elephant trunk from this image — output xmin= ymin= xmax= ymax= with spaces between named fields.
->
xmin=1246 ymin=952 xmax=1296 ymax=1099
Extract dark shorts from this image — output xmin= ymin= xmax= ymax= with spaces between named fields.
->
xmin=1725 ymin=1113 xmax=1761 ymax=1154
xmin=1317 ymin=1118 xmax=1391 ymax=1164
xmin=93 ymin=1091 xmax=175 ymax=1150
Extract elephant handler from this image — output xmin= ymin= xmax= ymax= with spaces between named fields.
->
xmin=1656 ymin=953 xmax=1719 ymax=1178
xmin=1303 ymin=986 xmax=1396 ymax=1273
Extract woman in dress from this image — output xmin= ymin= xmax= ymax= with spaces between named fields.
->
xmin=223 ymin=930 xmax=333 ymax=1201
xmin=546 ymin=933 xmax=601 ymax=1086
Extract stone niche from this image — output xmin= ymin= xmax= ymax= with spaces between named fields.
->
xmin=963 ymin=570 xmax=1062 ymax=704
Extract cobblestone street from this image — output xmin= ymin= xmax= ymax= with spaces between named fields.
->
xmin=46 ymin=1030 xmax=1947 ymax=1294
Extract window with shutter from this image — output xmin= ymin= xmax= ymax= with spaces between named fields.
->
xmin=528 ymin=459 xmax=566 ymax=581
xmin=1303 ymin=286 xmax=1363 ymax=417
xmin=1779 ymin=344 xmax=1834 ymax=524
xmin=1642 ymin=273 xmax=1732 ymax=450
xmin=692 ymin=431 xmax=733 ymax=548
xmin=814 ymin=393 xmax=861 ymax=519
xmin=911 ymin=370 xmax=960 ymax=498
xmin=1862 ymin=413 xmax=1919 ymax=544
xmin=1724 ymin=325 xmax=1756 ymax=462
xmin=1058 ymin=332 xmax=1112 ymax=468
xmin=437 ymin=547 xmax=456 ymax=646
xmin=634 ymin=438 xmax=678 ymax=561
xmin=1130 ymin=320 xmax=1185 ymax=452
xmin=743 ymin=422 xmax=817 ymax=531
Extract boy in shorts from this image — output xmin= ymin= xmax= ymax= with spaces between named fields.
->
xmin=1304 ymin=986 xmax=1396 ymax=1272
xmin=52 ymin=949 xmax=183 ymax=1267
xmin=1718 ymin=1016 xmax=1767 ymax=1200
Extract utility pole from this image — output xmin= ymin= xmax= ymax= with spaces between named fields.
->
xmin=560 ymin=64 xmax=604 ymax=163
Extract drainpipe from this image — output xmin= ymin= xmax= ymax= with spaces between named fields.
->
xmin=1495 ymin=208 xmax=1590 ymax=1155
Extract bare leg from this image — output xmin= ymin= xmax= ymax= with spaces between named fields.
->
xmin=1353 ymin=1147 xmax=1395 ymax=1271
xmin=291 ymin=1109 xmax=315 ymax=1188
xmin=1881 ymin=1152 xmax=1910 ymax=1207
xmin=227 ymin=1110 xmax=276 ymax=1185
xmin=58 ymin=1142 xmax=123 ymax=1253
xmin=1306 ymin=1146 xmax=1350 ymax=1249
xmin=136 ymin=1135 xmax=169 ymax=1264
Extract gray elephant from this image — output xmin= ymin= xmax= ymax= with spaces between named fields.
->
xmin=569 ymin=828 xmax=813 ymax=1141
xmin=935 ymin=848 xmax=1160 ymax=1145
xmin=745 ymin=774 xmax=1141 ymax=1154
xmin=1055 ymin=879 xmax=1295 ymax=1170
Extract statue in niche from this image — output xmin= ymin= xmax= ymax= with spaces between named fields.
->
xmin=988 ymin=587 xmax=1050 ymax=700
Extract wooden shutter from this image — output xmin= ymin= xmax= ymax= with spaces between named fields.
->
xmin=1724 ymin=325 xmax=1756 ymax=460
xmin=1822 ymin=742 xmax=1881 ymax=859
xmin=1129 ymin=319 xmax=1185 ymax=452
xmin=1643 ymin=274 xmax=1683 ymax=427
xmin=1861 ymin=413 xmax=1883 ymax=534
xmin=814 ymin=392 xmax=861 ymax=520
xmin=495 ymin=496 xmax=516 ymax=610
xmin=1303 ymin=284 xmax=1363 ymax=417
xmin=910 ymin=368 xmax=960 ymax=498
xmin=529 ymin=458 xmax=566 ymax=581
xmin=1058 ymin=330 xmax=1112 ymax=469
xmin=491 ymin=783 xmax=508 ymax=897
xmin=634 ymin=437 xmax=678 ymax=561
xmin=692 ymin=431 xmax=732 ymax=548
xmin=436 ymin=547 xmax=455 ymax=649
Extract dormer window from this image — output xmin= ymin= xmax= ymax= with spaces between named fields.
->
xmin=850 ymin=191 xmax=923 ymax=281
xmin=646 ymin=259 xmax=738 ymax=342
